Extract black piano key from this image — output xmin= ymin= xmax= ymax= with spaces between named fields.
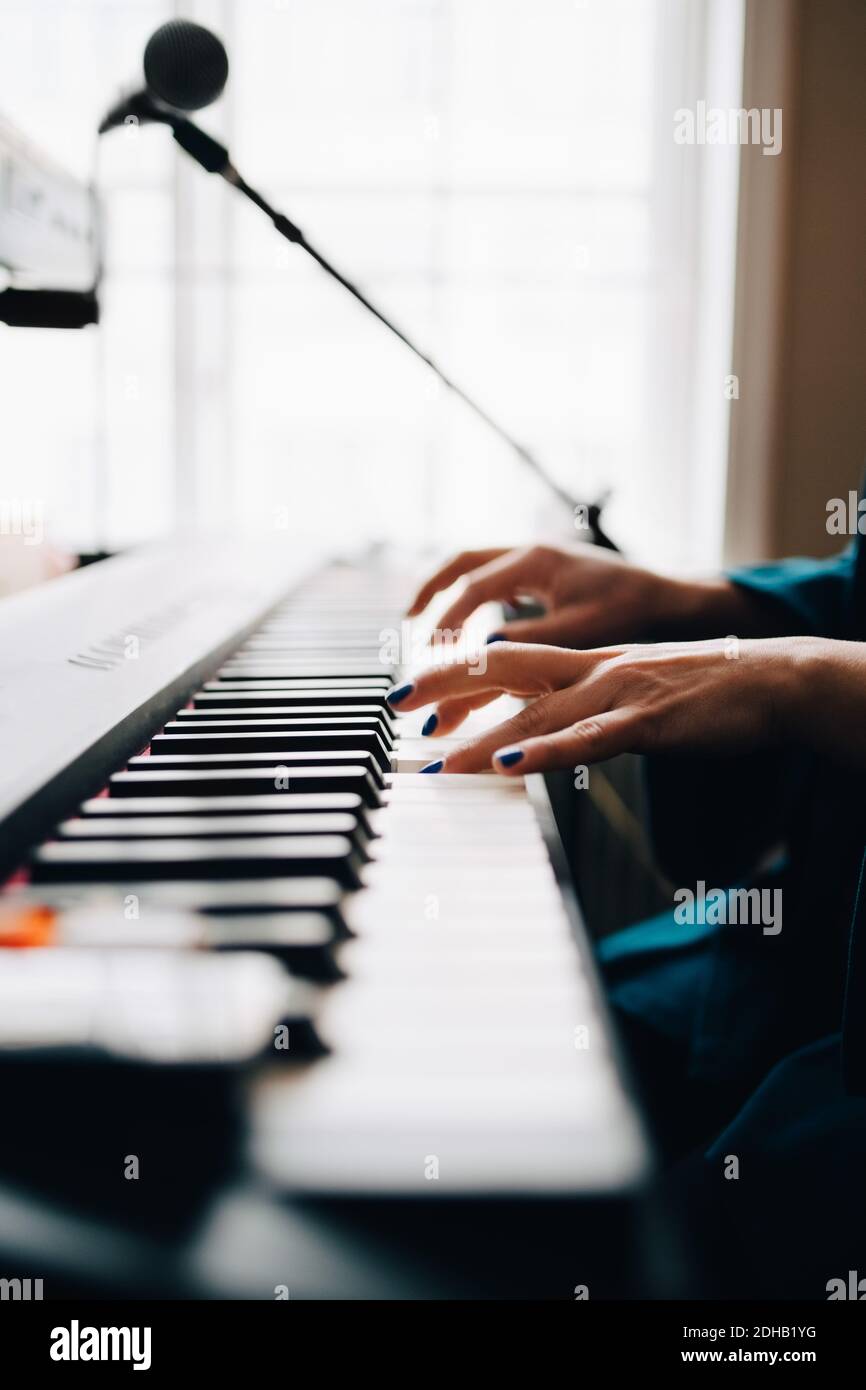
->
xmin=238 ymin=621 xmax=387 ymax=631
xmin=236 ymin=640 xmax=386 ymax=654
xmin=251 ymin=636 xmax=384 ymax=643
xmin=171 ymin=707 xmax=395 ymax=739
xmin=14 ymin=877 xmax=351 ymax=934
xmin=127 ymin=750 xmax=386 ymax=791
xmin=149 ymin=730 xmax=392 ymax=775
xmin=202 ymin=678 xmax=392 ymax=690
xmin=78 ymin=792 xmax=376 ymax=838
xmin=179 ymin=879 xmax=350 ymax=932
xmin=56 ymin=812 xmax=369 ymax=857
xmin=217 ymin=666 xmax=394 ymax=680
xmin=193 ymin=687 xmax=393 ymax=710
xmin=205 ymin=912 xmax=344 ymax=981
xmin=251 ymin=637 xmax=390 ymax=646
xmin=167 ymin=716 xmax=395 ymax=753
xmin=109 ymin=766 xmax=382 ymax=806
xmin=31 ymin=834 xmax=362 ymax=888
xmin=172 ymin=703 xmax=394 ymax=719
xmin=158 ymin=718 xmax=392 ymax=740
xmin=164 ymin=719 xmax=395 ymax=756
xmin=18 ymin=903 xmax=342 ymax=982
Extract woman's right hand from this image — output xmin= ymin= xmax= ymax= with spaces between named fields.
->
xmin=407 ymin=542 xmax=731 ymax=649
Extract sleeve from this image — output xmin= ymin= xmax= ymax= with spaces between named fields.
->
xmin=725 ymin=546 xmax=857 ymax=638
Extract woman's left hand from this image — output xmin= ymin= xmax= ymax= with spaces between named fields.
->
xmin=388 ymin=637 xmax=812 ymax=774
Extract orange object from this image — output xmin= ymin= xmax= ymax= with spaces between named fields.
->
xmin=0 ymin=904 xmax=56 ymax=947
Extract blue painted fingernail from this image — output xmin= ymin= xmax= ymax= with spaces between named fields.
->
xmin=387 ymin=682 xmax=414 ymax=706
xmin=496 ymin=747 xmax=524 ymax=767
xmin=421 ymin=712 xmax=439 ymax=737
xmin=486 ymin=632 xmax=506 ymax=644
xmin=420 ymin=759 xmax=444 ymax=774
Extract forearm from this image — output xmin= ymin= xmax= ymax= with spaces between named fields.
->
xmin=650 ymin=546 xmax=857 ymax=642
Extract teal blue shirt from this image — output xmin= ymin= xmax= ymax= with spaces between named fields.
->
xmin=726 ymin=544 xmax=859 ymax=639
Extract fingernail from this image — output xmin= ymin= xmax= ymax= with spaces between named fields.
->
xmin=495 ymin=747 xmax=524 ymax=767
xmin=421 ymin=712 xmax=439 ymax=737
xmin=486 ymin=632 xmax=506 ymax=644
xmin=420 ymin=759 xmax=444 ymax=774
xmin=387 ymin=682 xmax=414 ymax=706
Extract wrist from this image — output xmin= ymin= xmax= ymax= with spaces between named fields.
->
xmin=648 ymin=574 xmax=742 ymax=634
xmin=772 ymin=636 xmax=828 ymax=742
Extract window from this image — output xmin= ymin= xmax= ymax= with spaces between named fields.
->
xmin=0 ymin=0 xmax=743 ymax=569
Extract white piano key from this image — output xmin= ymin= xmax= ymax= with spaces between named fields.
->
xmin=256 ymin=1064 xmax=618 ymax=1132
xmin=334 ymin=947 xmax=589 ymax=991
xmin=345 ymin=897 xmax=566 ymax=931
xmin=338 ymin=922 xmax=571 ymax=948
xmin=385 ymin=772 xmax=527 ymax=794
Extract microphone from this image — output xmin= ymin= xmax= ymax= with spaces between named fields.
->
xmin=98 ymin=19 xmax=228 ymax=134
xmin=99 ymin=20 xmax=616 ymax=548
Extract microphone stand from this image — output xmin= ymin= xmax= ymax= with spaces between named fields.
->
xmin=160 ymin=113 xmax=618 ymax=550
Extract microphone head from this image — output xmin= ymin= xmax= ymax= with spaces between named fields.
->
xmin=143 ymin=20 xmax=228 ymax=113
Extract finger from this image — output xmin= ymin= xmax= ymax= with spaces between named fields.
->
xmin=406 ymin=549 xmax=508 ymax=617
xmin=435 ymin=548 xmax=552 ymax=635
xmin=423 ymin=691 xmax=500 ymax=736
xmin=435 ymin=686 xmax=592 ymax=773
xmin=498 ymin=600 xmax=636 ymax=649
xmin=492 ymin=609 xmax=586 ymax=646
xmin=492 ymin=707 xmax=643 ymax=776
xmin=386 ymin=642 xmax=590 ymax=712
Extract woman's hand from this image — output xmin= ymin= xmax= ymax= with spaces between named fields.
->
xmin=407 ymin=542 xmax=754 ymax=649
xmin=389 ymin=636 xmax=816 ymax=774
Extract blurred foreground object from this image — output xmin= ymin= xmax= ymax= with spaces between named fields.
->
xmin=0 ymin=534 xmax=75 ymax=598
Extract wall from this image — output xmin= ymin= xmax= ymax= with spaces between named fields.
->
xmin=725 ymin=0 xmax=866 ymax=563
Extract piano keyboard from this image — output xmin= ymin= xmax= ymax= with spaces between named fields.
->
xmin=0 ymin=541 xmax=648 ymax=1204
